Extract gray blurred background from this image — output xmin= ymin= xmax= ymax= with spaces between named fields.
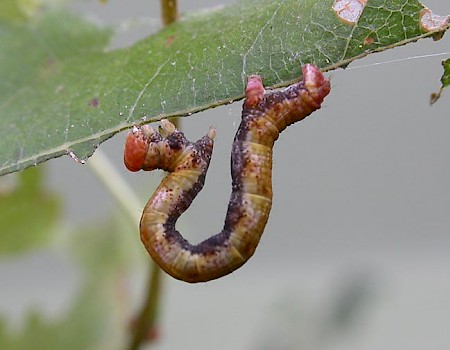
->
xmin=1 ymin=1 xmax=450 ymax=349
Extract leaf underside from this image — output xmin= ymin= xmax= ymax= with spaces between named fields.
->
xmin=0 ymin=0 xmax=448 ymax=175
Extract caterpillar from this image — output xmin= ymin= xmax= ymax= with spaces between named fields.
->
xmin=124 ymin=64 xmax=330 ymax=283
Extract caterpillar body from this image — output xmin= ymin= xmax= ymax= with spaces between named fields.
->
xmin=124 ymin=64 xmax=330 ymax=283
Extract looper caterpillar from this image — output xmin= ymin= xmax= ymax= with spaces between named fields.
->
xmin=124 ymin=64 xmax=330 ymax=283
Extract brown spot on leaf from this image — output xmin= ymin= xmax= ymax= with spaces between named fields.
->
xmin=420 ymin=8 xmax=449 ymax=40
xmin=39 ymin=57 xmax=62 ymax=80
xmin=165 ymin=35 xmax=175 ymax=47
xmin=332 ymin=0 xmax=367 ymax=25
xmin=363 ymin=36 xmax=374 ymax=45
xmin=88 ymin=98 xmax=100 ymax=107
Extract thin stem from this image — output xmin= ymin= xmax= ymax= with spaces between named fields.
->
xmin=127 ymin=263 xmax=162 ymax=350
xmin=87 ymin=149 xmax=164 ymax=350
xmin=124 ymin=3 xmax=180 ymax=349
xmin=160 ymin=0 xmax=178 ymax=26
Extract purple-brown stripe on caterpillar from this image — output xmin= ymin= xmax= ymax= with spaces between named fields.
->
xmin=124 ymin=64 xmax=330 ymax=283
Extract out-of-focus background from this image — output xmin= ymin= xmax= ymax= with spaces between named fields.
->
xmin=1 ymin=1 xmax=449 ymax=349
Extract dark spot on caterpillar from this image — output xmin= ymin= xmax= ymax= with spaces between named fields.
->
xmin=124 ymin=64 xmax=330 ymax=283
xmin=166 ymin=131 xmax=186 ymax=150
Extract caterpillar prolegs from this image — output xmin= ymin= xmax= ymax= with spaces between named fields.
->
xmin=124 ymin=64 xmax=330 ymax=283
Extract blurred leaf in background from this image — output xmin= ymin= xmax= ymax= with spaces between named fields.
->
xmin=0 ymin=0 xmax=40 ymax=22
xmin=0 ymin=212 xmax=143 ymax=349
xmin=0 ymin=167 xmax=60 ymax=255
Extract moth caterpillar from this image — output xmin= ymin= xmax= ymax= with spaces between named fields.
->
xmin=124 ymin=64 xmax=330 ymax=283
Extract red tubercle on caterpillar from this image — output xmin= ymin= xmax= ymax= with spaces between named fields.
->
xmin=245 ymin=74 xmax=266 ymax=108
xmin=124 ymin=125 xmax=150 ymax=172
xmin=302 ymin=64 xmax=331 ymax=103
xmin=245 ymin=65 xmax=330 ymax=109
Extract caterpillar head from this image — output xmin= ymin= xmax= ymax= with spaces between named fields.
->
xmin=124 ymin=125 xmax=153 ymax=172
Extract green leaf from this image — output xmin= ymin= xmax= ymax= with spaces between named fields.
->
xmin=0 ymin=214 xmax=142 ymax=350
xmin=441 ymin=58 xmax=450 ymax=89
xmin=0 ymin=286 xmax=110 ymax=350
xmin=0 ymin=0 xmax=449 ymax=175
xmin=430 ymin=58 xmax=450 ymax=104
xmin=0 ymin=0 xmax=40 ymax=22
xmin=0 ymin=166 xmax=60 ymax=254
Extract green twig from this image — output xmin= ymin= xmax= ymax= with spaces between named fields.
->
xmin=87 ymin=149 xmax=141 ymax=228
xmin=87 ymin=149 xmax=164 ymax=350
xmin=89 ymin=3 xmax=181 ymax=349
xmin=123 ymin=2 xmax=180 ymax=349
